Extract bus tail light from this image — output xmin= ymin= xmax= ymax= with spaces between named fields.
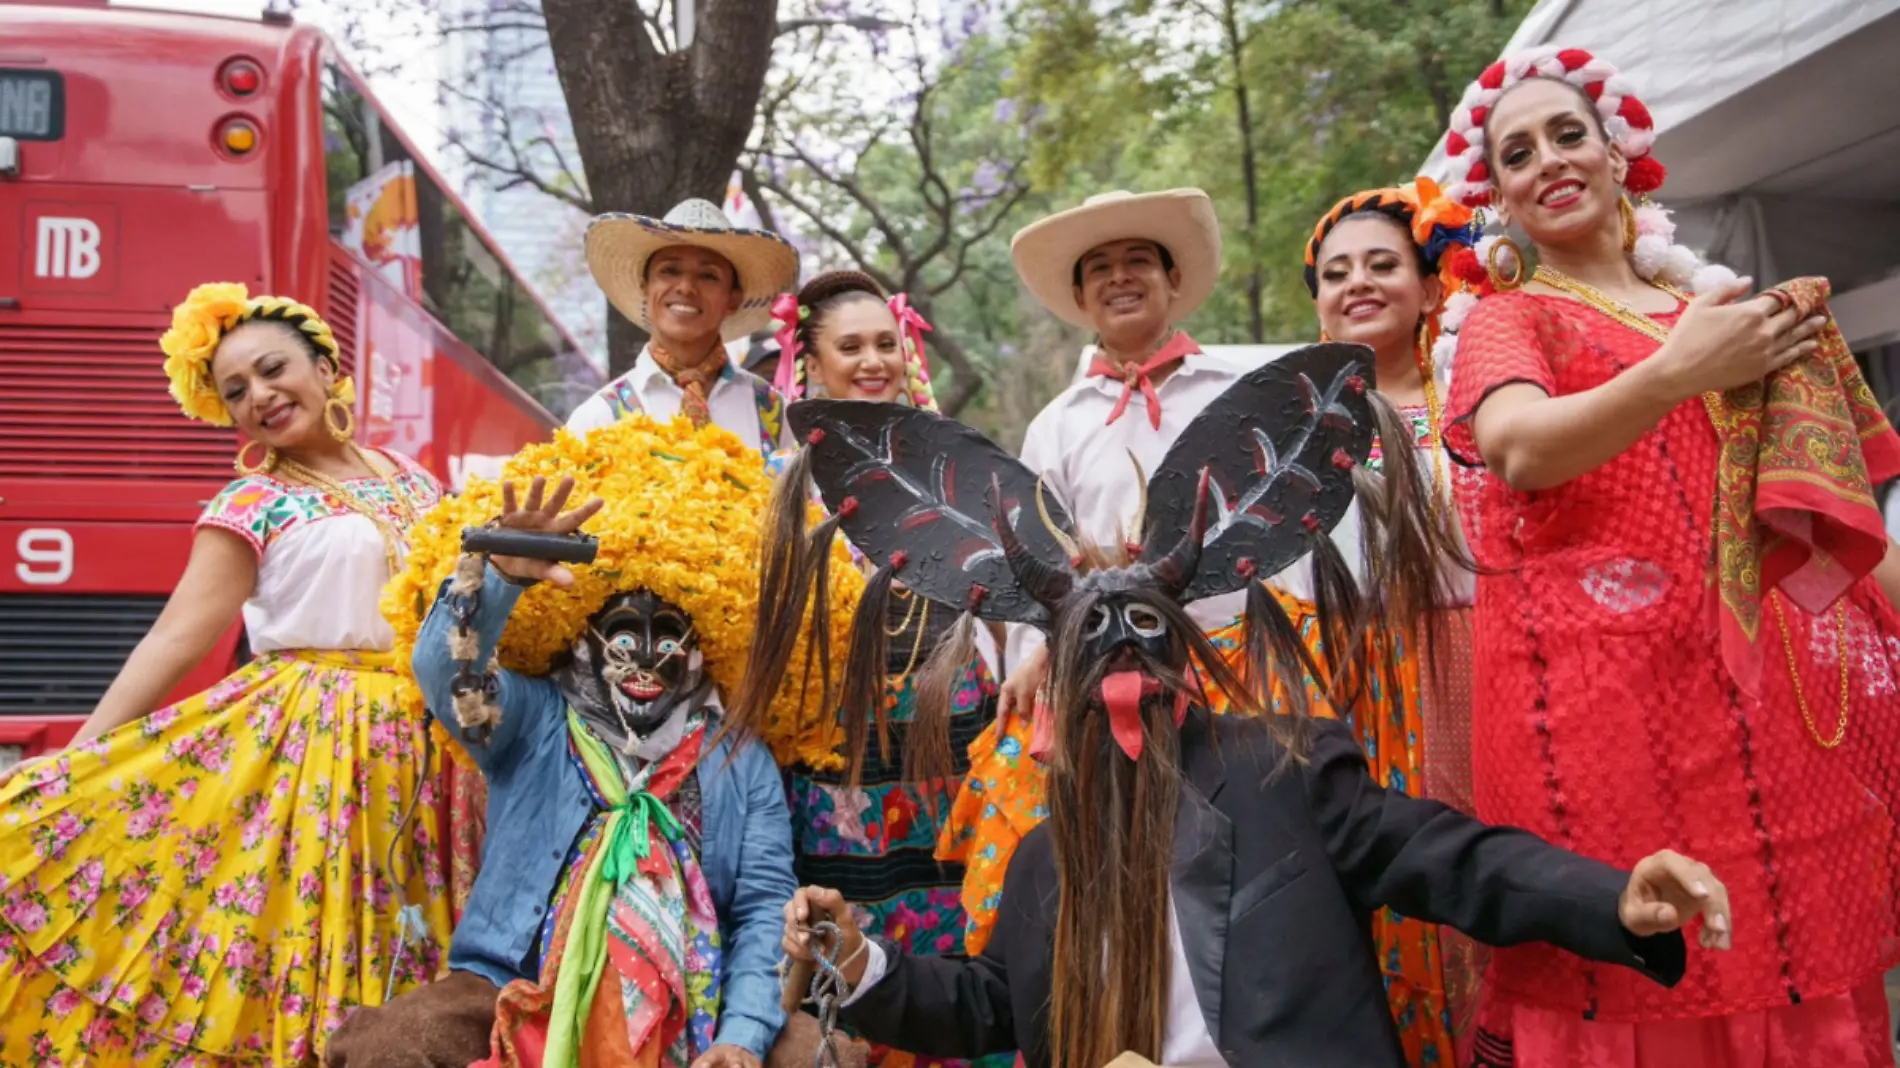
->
xmin=217 ymin=57 xmax=264 ymax=99
xmin=215 ymin=116 xmax=260 ymax=158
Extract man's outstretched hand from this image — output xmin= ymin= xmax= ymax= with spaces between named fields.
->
xmin=1620 ymin=849 xmax=1732 ymax=950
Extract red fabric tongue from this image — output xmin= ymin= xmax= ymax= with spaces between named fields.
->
xmin=1101 ymin=671 xmax=1149 ymax=761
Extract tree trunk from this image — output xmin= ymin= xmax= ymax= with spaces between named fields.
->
xmin=541 ymin=0 xmax=780 ymax=377
xmin=1220 ymin=0 xmax=1263 ymax=343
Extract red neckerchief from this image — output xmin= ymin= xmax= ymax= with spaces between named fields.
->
xmin=1086 ymin=331 xmax=1199 ymax=430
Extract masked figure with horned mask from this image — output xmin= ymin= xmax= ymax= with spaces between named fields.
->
xmin=761 ymin=344 xmax=1736 ymax=1068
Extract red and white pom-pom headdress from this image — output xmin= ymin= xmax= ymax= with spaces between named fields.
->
xmin=1436 ymin=45 xmax=1737 ymax=333
xmin=1445 ymin=47 xmax=1664 ymax=209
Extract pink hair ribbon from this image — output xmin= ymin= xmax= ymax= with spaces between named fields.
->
xmin=769 ymin=291 xmax=805 ymax=398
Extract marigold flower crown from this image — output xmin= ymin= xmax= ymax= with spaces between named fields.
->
xmin=160 ymin=282 xmax=352 ymax=427
xmin=381 ymin=415 xmax=865 ymax=770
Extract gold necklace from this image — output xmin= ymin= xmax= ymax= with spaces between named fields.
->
xmin=1528 ymin=266 xmax=1730 ymax=427
xmin=888 ymin=594 xmax=930 ymax=692
xmin=1533 ymin=264 xmax=1849 ymax=746
xmin=1773 ymin=596 xmax=1850 ymax=748
xmin=272 ymin=443 xmax=418 ymax=575
xmin=883 ymin=586 xmax=924 ymax=637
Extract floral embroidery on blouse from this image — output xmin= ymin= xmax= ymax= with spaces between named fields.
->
xmin=196 ymin=460 xmax=441 ymax=555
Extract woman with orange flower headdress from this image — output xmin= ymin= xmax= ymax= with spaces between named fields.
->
xmin=0 ymin=283 xmax=453 ymax=1065
xmin=1202 ymin=177 xmax=1486 ymax=1067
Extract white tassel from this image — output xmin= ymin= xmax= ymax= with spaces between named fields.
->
xmin=452 ymin=687 xmax=500 ymax=730
xmin=1440 ymin=291 xmax=1479 ymax=332
xmin=1631 ymin=234 xmax=1671 ymax=281
xmin=1431 ymin=333 xmax=1460 ymax=385
xmin=448 ymin=627 xmax=479 ymax=662
xmin=1691 ymin=262 xmax=1741 ymax=296
xmin=1633 ymin=203 xmax=1673 ymax=241
xmin=1656 ymin=243 xmax=1700 ymax=287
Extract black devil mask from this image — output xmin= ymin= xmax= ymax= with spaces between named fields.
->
xmin=559 ymin=589 xmax=708 ymax=745
xmin=756 ymin=343 xmax=1444 ymax=765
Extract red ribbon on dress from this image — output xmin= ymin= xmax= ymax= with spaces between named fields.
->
xmin=1086 ymin=331 xmax=1199 ymax=430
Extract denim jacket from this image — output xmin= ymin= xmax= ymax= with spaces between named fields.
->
xmin=415 ymin=566 xmax=795 ymax=1057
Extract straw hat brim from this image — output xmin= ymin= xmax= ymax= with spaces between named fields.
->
xmin=585 ymin=214 xmax=799 ymax=341
xmin=1010 ymin=189 xmax=1222 ymax=330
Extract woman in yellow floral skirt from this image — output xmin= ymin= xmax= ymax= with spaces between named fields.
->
xmin=0 ymin=283 xmax=453 ymax=1066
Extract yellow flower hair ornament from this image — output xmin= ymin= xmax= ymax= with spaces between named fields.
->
xmin=382 ymin=416 xmax=865 ymax=770
xmin=160 ymin=282 xmax=351 ymax=426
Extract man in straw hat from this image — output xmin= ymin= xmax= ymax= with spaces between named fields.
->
xmin=568 ymin=199 xmax=799 ymax=457
xmin=993 ymin=189 xmax=1247 ymax=724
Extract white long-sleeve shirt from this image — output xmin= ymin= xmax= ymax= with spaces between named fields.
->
xmin=1007 ymin=348 xmax=1253 ymax=671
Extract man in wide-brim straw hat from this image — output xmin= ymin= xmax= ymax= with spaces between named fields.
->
xmin=567 ymin=198 xmax=800 ymax=458
xmin=934 ymin=187 xmax=1269 ymax=955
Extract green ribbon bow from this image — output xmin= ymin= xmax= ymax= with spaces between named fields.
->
xmin=600 ymin=789 xmax=683 ymax=887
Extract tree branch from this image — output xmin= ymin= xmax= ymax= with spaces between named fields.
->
xmin=754 ymin=171 xmax=899 ymax=294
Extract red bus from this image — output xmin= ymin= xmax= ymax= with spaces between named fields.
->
xmin=0 ymin=1 xmax=599 ymax=768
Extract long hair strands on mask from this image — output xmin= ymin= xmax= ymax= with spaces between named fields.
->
xmin=839 ymin=563 xmax=897 ymax=786
xmin=724 ymin=446 xmax=844 ymax=760
xmin=1042 ymin=587 xmax=1278 ymax=1068
xmin=903 ymin=609 xmax=978 ymax=812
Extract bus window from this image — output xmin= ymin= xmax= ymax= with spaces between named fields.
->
xmin=321 ymin=65 xmax=371 ymax=235
xmin=317 ymin=62 xmax=586 ymax=416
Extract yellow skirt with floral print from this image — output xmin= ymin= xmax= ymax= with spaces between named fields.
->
xmin=0 ymin=649 xmax=453 ymax=1067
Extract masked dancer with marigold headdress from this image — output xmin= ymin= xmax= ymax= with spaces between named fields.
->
xmin=767 ymin=345 xmax=1735 ymax=1068
xmin=328 ymin=415 xmax=865 ymax=1068
xmin=1435 ymin=47 xmax=1900 ymax=1066
xmin=750 ymin=269 xmax=1012 ymax=1068
xmin=0 ymin=283 xmax=452 ymax=1065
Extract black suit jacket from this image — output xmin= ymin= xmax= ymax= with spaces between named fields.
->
xmin=842 ymin=711 xmax=1684 ymax=1067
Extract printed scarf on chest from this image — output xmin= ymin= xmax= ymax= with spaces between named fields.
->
xmin=483 ymin=709 xmax=722 ymax=1068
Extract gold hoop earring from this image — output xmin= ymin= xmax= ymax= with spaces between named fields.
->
xmin=1487 ymin=236 xmax=1526 ymax=292
xmin=324 ymin=394 xmax=354 ymax=442
xmin=1415 ymin=319 xmax=1432 ymax=363
xmin=235 ymin=439 xmax=277 ymax=475
xmin=1619 ymin=194 xmax=1637 ymax=253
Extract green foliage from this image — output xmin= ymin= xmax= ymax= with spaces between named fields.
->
xmin=758 ymin=0 xmax=1530 ymax=444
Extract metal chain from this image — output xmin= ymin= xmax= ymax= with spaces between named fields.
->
xmin=777 ymin=920 xmax=852 ymax=1068
xmin=447 ymin=579 xmax=499 ymax=745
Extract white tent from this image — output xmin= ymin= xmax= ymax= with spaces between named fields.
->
xmin=1422 ymin=0 xmax=1900 ymax=359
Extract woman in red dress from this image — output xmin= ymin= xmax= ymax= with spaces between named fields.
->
xmin=1439 ymin=47 xmax=1900 ymax=1066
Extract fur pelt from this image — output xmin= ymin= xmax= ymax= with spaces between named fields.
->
xmin=324 ymin=970 xmax=501 ymax=1068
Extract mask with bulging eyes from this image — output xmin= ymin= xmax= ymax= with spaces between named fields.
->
xmin=579 ymin=590 xmax=706 ymax=738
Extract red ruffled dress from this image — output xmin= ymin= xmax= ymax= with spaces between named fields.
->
xmin=1445 ymin=291 xmax=1900 ymax=1067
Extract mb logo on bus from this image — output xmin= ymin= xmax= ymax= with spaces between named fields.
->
xmin=35 ymin=215 xmax=101 ymax=280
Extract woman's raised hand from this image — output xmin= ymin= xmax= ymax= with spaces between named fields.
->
xmin=1652 ymin=277 xmax=1827 ymax=402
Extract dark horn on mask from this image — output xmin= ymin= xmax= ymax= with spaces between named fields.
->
xmin=990 ymin=475 xmax=1075 ymax=609
xmin=1150 ymin=467 xmax=1212 ymax=599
